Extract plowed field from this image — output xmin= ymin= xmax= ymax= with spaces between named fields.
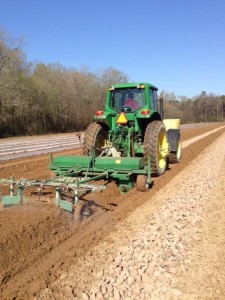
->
xmin=0 ymin=123 xmax=225 ymax=300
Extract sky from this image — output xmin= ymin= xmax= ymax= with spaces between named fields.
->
xmin=0 ymin=0 xmax=225 ymax=98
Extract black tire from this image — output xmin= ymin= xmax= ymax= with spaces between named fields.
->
xmin=136 ymin=175 xmax=147 ymax=192
xmin=168 ymin=140 xmax=182 ymax=164
xmin=144 ymin=120 xmax=168 ymax=176
xmin=83 ymin=122 xmax=108 ymax=156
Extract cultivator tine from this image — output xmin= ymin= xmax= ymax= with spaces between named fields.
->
xmin=2 ymin=196 xmax=21 ymax=207
xmin=54 ymin=187 xmax=73 ymax=212
xmin=2 ymin=184 xmax=24 ymax=208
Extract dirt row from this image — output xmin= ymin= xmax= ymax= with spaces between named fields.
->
xmin=74 ymin=129 xmax=225 ymax=300
xmin=0 ymin=122 xmax=224 ymax=299
xmin=176 ymin=158 xmax=225 ymax=299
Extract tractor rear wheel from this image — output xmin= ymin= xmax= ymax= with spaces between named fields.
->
xmin=83 ymin=122 xmax=108 ymax=156
xmin=144 ymin=120 xmax=168 ymax=176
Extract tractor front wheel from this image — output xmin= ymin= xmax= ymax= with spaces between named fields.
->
xmin=83 ymin=122 xmax=108 ymax=156
xmin=144 ymin=121 xmax=168 ymax=176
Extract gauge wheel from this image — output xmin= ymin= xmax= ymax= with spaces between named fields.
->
xmin=169 ymin=139 xmax=182 ymax=163
xmin=136 ymin=175 xmax=148 ymax=192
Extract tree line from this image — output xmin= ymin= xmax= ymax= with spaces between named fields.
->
xmin=0 ymin=28 xmax=224 ymax=137
xmin=163 ymin=91 xmax=225 ymax=123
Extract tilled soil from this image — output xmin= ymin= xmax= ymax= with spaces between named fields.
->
xmin=74 ymin=128 xmax=225 ymax=300
xmin=176 ymin=158 xmax=225 ymax=300
xmin=0 ymin=123 xmax=224 ymax=300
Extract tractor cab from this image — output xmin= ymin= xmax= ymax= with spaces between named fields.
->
xmin=110 ymin=87 xmax=145 ymax=112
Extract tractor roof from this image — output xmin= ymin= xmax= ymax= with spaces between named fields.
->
xmin=109 ymin=82 xmax=158 ymax=91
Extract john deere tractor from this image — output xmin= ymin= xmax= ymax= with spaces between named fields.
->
xmin=83 ymin=82 xmax=181 ymax=178
xmin=47 ymin=82 xmax=181 ymax=197
xmin=0 ymin=83 xmax=181 ymax=221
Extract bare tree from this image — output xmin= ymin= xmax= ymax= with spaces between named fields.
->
xmin=98 ymin=67 xmax=129 ymax=88
xmin=0 ymin=27 xmax=24 ymax=74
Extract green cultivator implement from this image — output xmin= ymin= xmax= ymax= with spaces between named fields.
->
xmin=0 ymin=174 xmax=107 ymax=223
xmin=0 ymin=153 xmax=151 ymax=222
xmin=0 ymin=82 xmax=181 ymax=222
xmin=49 ymin=153 xmax=151 ymax=193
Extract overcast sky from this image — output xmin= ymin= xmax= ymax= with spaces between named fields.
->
xmin=1 ymin=0 xmax=225 ymax=98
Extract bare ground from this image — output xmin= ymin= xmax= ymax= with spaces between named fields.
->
xmin=175 ymin=159 xmax=225 ymax=300
xmin=0 ymin=122 xmax=224 ymax=299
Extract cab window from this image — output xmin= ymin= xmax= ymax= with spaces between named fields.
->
xmin=150 ymin=89 xmax=158 ymax=110
xmin=110 ymin=88 xmax=145 ymax=112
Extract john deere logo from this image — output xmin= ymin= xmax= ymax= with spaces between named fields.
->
xmin=116 ymin=113 xmax=128 ymax=124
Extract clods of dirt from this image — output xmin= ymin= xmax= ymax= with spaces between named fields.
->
xmin=0 ymin=123 xmax=224 ymax=299
xmin=0 ymin=202 xmax=73 ymax=287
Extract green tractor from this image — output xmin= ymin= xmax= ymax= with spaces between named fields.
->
xmin=0 ymin=83 xmax=181 ymax=220
xmin=83 ymin=82 xmax=181 ymax=177
xmin=48 ymin=82 xmax=181 ymax=195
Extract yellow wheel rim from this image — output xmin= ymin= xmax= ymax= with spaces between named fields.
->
xmin=157 ymin=130 xmax=168 ymax=169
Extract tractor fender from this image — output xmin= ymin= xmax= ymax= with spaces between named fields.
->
xmin=163 ymin=119 xmax=180 ymax=152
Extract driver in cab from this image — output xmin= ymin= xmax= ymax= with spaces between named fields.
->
xmin=124 ymin=93 xmax=139 ymax=111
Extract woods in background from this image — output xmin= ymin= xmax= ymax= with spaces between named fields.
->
xmin=0 ymin=28 xmax=224 ymax=137
xmin=163 ymin=91 xmax=225 ymax=123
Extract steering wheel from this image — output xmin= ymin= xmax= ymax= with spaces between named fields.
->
xmin=121 ymin=106 xmax=133 ymax=112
